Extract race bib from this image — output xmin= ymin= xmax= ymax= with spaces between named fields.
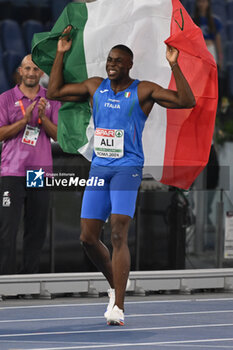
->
xmin=22 ymin=125 xmax=40 ymax=146
xmin=94 ymin=128 xmax=124 ymax=158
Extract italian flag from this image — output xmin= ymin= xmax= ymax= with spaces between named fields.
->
xmin=32 ymin=0 xmax=218 ymax=189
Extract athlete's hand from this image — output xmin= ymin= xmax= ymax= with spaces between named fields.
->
xmin=166 ymin=45 xmax=179 ymax=66
xmin=57 ymin=25 xmax=72 ymax=53
xmin=24 ymin=101 xmax=37 ymax=123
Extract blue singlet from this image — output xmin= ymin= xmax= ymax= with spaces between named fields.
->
xmin=81 ymin=78 xmax=147 ymax=220
xmin=92 ymin=78 xmax=147 ymax=167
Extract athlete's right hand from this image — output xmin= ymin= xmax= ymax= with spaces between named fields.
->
xmin=57 ymin=26 xmax=72 ymax=53
xmin=23 ymin=101 xmax=37 ymax=124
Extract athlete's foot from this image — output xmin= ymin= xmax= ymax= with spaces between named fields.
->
xmin=107 ymin=305 xmax=124 ymax=326
xmin=104 ymin=288 xmax=115 ymax=319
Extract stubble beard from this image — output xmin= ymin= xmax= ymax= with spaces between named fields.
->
xmin=23 ymin=78 xmax=39 ymax=88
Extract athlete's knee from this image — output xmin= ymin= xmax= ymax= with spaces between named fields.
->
xmin=111 ymin=231 xmax=126 ymax=249
xmin=80 ymin=218 xmax=102 ymax=245
xmin=111 ymin=215 xmax=130 ymax=248
xmin=80 ymin=230 xmax=96 ymax=246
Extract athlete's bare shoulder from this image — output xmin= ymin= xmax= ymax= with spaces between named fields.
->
xmin=138 ymin=80 xmax=161 ymax=101
xmin=138 ymin=80 xmax=160 ymax=90
xmin=86 ymin=76 xmax=104 ymax=96
xmin=87 ymin=76 xmax=104 ymax=84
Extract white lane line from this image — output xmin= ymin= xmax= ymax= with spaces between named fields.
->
xmin=1 ymin=310 xmax=233 ymax=324
xmin=0 ymin=300 xmax=189 ymax=311
xmin=2 ymin=341 xmax=109 ymax=346
xmin=160 ymin=344 xmax=233 ymax=348
xmin=7 ymin=337 xmax=233 ymax=350
xmin=0 ymin=316 xmax=100 ymax=323
xmin=8 ymin=343 xmax=110 ymax=345
xmin=1 ymin=323 xmax=233 ymax=338
xmin=198 ymin=299 xmax=233 ymax=302
xmin=1 ymin=298 xmax=233 ymax=310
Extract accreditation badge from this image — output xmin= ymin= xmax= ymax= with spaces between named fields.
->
xmin=22 ymin=124 xmax=40 ymax=146
xmin=94 ymin=128 xmax=124 ymax=158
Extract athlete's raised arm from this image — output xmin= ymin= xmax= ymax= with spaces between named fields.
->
xmin=139 ymin=45 xmax=196 ymax=115
xmin=47 ymin=26 xmax=103 ymax=102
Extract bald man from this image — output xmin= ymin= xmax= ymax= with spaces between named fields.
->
xmin=0 ymin=55 xmax=61 ymax=275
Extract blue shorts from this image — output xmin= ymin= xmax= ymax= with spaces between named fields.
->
xmin=81 ymin=166 xmax=142 ymax=221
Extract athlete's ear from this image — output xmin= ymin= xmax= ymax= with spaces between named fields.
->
xmin=129 ymin=60 xmax=133 ymax=70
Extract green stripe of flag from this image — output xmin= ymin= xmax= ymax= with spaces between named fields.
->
xmin=32 ymin=3 xmax=92 ymax=155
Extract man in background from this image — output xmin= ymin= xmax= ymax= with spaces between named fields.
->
xmin=0 ymin=54 xmax=61 ymax=275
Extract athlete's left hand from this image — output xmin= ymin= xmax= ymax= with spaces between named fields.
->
xmin=166 ymin=45 xmax=179 ymax=66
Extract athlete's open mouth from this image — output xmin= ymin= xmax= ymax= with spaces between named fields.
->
xmin=108 ymin=70 xmax=117 ymax=75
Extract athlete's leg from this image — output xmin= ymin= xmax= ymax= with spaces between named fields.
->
xmin=80 ymin=218 xmax=114 ymax=287
xmin=110 ymin=213 xmax=131 ymax=310
xmin=80 ymin=175 xmax=113 ymax=287
xmin=109 ymin=168 xmax=142 ymax=311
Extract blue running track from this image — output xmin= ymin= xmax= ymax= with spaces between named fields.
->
xmin=1 ymin=295 xmax=233 ymax=349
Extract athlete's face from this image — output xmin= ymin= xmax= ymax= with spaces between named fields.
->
xmin=106 ymin=49 xmax=133 ymax=81
xmin=18 ymin=55 xmax=44 ymax=88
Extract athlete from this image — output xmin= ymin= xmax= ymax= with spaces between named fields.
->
xmin=47 ymin=26 xmax=195 ymax=325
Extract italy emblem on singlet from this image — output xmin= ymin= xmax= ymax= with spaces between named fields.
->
xmin=94 ymin=128 xmax=124 ymax=158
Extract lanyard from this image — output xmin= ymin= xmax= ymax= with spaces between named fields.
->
xmin=18 ymin=99 xmax=42 ymax=125
xmin=19 ymin=99 xmax=25 ymax=116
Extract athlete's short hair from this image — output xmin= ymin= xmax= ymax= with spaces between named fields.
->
xmin=111 ymin=45 xmax=134 ymax=61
